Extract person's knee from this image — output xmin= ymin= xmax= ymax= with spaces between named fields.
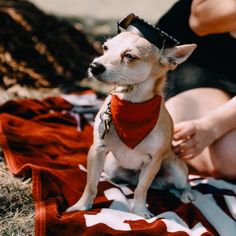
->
xmin=185 ymin=149 xmax=215 ymax=177
xmin=211 ymin=154 xmax=236 ymax=179
xmin=210 ymin=134 xmax=236 ymax=179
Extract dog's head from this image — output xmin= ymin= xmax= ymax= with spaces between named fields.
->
xmin=88 ymin=23 xmax=196 ymax=86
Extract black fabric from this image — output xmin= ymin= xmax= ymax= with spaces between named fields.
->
xmin=130 ymin=18 xmax=179 ymax=48
xmin=156 ymin=0 xmax=236 ymax=99
xmin=118 ymin=13 xmax=179 ymax=49
xmin=164 ymin=62 xmax=236 ymax=100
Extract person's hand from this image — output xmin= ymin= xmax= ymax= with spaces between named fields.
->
xmin=173 ymin=119 xmax=215 ymax=160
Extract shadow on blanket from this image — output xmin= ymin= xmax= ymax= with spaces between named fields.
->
xmin=0 ymin=92 xmax=235 ymax=236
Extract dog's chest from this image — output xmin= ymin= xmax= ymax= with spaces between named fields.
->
xmin=94 ymin=96 xmax=167 ymax=170
xmin=105 ymin=123 xmax=164 ymax=170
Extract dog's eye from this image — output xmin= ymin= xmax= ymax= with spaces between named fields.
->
xmin=124 ymin=53 xmax=135 ymax=61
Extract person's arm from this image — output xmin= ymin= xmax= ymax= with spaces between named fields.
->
xmin=173 ymin=97 xmax=236 ymax=160
xmin=189 ymin=0 xmax=236 ymax=36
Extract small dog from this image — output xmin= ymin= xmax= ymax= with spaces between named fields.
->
xmin=67 ymin=14 xmax=196 ymax=218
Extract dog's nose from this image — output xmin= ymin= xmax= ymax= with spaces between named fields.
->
xmin=89 ymin=62 xmax=105 ymax=76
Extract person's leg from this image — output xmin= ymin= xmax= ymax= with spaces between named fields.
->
xmin=210 ymin=129 xmax=236 ymax=178
xmin=166 ymin=87 xmax=236 ymax=178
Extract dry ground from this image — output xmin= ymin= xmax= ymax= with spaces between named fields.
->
xmin=0 ymin=158 xmax=34 ymax=235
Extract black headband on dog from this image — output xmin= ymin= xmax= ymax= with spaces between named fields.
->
xmin=117 ymin=13 xmax=180 ymax=49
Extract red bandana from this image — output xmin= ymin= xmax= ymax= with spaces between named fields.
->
xmin=110 ymin=95 xmax=162 ymax=149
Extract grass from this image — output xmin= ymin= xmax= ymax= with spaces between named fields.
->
xmin=0 ymin=159 xmax=34 ymax=236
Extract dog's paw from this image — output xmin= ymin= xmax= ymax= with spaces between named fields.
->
xmin=133 ymin=206 xmax=154 ymax=219
xmin=66 ymin=201 xmax=92 ymax=213
xmin=180 ymin=189 xmax=195 ymax=204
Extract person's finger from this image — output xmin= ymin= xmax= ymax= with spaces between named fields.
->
xmin=183 ymin=141 xmax=206 ymax=160
xmin=174 ymin=123 xmax=196 ymax=138
xmin=173 ymin=140 xmax=195 ymax=158
xmin=181 ymin=153 xmax=196 ymax=161
xmin=174 ymin=146 xmax=197 ymax=160
xmin=174 ymin=145 xmax=196 ymax=160
xmin=173 ymin=122 xmax=197 ymax=140
xmin=173 ymin=138 xmax=195 ymax=156
xmin=178 ymin=137 xmax=197 ymax=151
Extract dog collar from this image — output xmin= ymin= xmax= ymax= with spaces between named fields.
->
xmin=117 ymin=13 xmax=179 ymax=49
xmin=110 ymin=95 xmax=162 ymax=149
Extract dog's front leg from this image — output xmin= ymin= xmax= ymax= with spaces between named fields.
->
xmin=66 ymin=144 xmax=106 ymax=212
xmin=133 ymin=158 xmax=162 ymax=219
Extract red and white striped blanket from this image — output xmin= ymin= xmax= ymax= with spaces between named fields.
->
xmin=0 ymin=92 xmax=235 ymax=236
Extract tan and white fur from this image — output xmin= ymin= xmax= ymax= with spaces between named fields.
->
xmin=66 ymin=31 xmax=197 ymax=218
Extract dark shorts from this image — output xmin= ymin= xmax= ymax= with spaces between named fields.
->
xmin=164 ymin=62 xmax=236 ymax=101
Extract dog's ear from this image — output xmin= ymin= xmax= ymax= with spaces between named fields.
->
xmin=159 ymin=44 xmax=197 ymax=70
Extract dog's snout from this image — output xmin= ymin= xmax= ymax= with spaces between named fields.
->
xmin=89 ymin=62 xmax=105 ymax=76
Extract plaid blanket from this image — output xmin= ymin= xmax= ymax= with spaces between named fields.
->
xmin=0 ymin=92 xmax=235 ymax=236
